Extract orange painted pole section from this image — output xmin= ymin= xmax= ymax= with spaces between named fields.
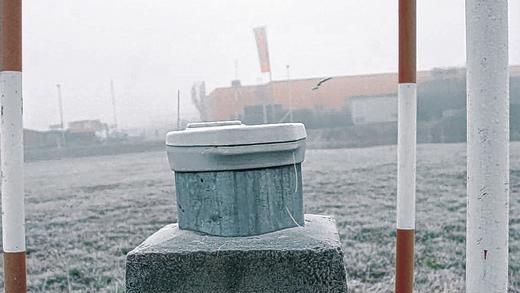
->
xmin=398 ymin=0 xmax=416 ymax=85
xmin=0 ymin=0 xmax=21 ymax=71
xmin=395 ymin=0 xmax=416 ymax=292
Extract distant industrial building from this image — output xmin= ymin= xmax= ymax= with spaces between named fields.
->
xmin=23 ymin=129 xmax=63 ymax=149
xmin=45 ymin=119 xmax=110 ymax=146
xmin=194 ymin=66 xmax=520 ymax=128
xmin=350 ymin=95 xmax=398 ymax=125
xmin=68 ymin=119 xmax=107 ymax=134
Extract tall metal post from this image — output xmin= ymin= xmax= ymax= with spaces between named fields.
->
xmin=0 ymin=0 xmax=27 ymax=292
xmin=110 ymin=80 xmax=118 ymax=130
xmin=56 ymin=84 xmax=64 ymax=129
xmin=395 ymin=0 xmax=416 ymax=292
xmin=466 ymin=1 xmax=509 ymax=292
xmin=287 ymin=65 xmax=293 ymax=122
xmin=266 ymin=71 xmax=274 ymax=124
xmin=233 ymin=61 xmax=239 ymax=120
xmin=177 ymin=90 xmax=181 ymax=130
xmin=56 ymin=84 xmax=66 ymax=146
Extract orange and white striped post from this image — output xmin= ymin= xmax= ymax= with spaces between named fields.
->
xmin=0 ymin=0 xmax=27 ymax=292
xmin=395 ymin=0 xmax=416 ymax=292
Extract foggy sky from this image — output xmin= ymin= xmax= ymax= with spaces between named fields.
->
xmin=22 ymin=0 xmax=520 ymax=130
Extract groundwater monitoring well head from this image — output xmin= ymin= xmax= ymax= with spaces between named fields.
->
xmin=126 ymin=121 xmax=347 ymax=292
xmin=166 ymin=121 xmax=307 ymax=236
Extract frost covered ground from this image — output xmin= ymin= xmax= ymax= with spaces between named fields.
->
xmin=1 ymin=142 xmax=520 ymax=292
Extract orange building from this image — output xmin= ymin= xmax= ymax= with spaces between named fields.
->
xmin=196 ymin=66 xmax=520 ymax=126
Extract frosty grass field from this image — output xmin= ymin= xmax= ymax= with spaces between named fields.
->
xmin=1 ymin=142 xmax=520 ymax=292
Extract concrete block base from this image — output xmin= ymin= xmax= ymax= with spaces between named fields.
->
xmin=126 ymin=214 xmax=347 ymax=293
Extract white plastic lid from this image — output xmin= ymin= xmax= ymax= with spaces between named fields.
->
xmin=166 ymin=121 xmax=307 ymax=147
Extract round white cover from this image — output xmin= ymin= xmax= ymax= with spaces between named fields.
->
xmin=166 ymin=121 xmax=307 ymax=147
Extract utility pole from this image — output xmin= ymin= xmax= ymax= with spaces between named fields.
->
xmin=268 ymin=71 xmax=274 ymax=124
xmin=110 ymin=80 xmax=118 ymax=131
xmin=234 ymin=59 xmax=239 ymax=80
xmin=56 ymin=84 xmax=66 ymax=146
xmin=286 ymin=65 xmax=293 ymax=122
xmin=466 ymin=1 xmax=509 ymax=292
xmin=0 ymin=0 xmax=27 ymax=292
xmin=56 ymin=84 xmax=64 ymax=129
xmin=395 ymin=0 xmax=416 ymax=292
xmin=177 ymin=90 xmax=181 ymax=130
xmin=233 ymin=60 xmax=239 ymax=120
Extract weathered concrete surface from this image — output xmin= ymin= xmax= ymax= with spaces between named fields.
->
xmin=126 ymin=214 xmax=347 ymax=293
xmin=175 ymin=164 xmax=304 ymax=237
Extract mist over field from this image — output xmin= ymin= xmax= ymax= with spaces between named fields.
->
xmin=21 ymin=0 xmax=520 ymax=130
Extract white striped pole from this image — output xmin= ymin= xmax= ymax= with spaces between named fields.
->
xmin=466 ymin=1 xmax=509 ymax=292
xmin=1 ymin=0 xmax=26 ymax=292
xmin=395 ymin=0 xmax=416 ymax=292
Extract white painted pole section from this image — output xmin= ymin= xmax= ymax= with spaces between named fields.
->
xmin=466 ymin=1 xmax=509 ymax=292
xmin=397 ymin=83 xmax=417 ymax=230
xmin=0 ymin=71 xmax=25 ymax=253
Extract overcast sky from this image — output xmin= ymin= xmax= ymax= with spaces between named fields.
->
xmin=22 ymin=0 xmax=520 ymax=130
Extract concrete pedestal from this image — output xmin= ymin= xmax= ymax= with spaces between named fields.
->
xmin=126 ymin=214 xmax=348 ymax=293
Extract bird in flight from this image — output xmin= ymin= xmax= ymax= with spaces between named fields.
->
xmin=312 ymin=77 xmax=333 ymax=90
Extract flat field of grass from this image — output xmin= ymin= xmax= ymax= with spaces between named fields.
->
xmin=1 ymin=142 xmax=520 ymax=292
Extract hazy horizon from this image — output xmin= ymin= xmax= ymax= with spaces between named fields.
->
xmin=22 ymin=0 xmax=520 ymax=130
